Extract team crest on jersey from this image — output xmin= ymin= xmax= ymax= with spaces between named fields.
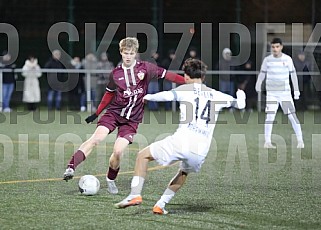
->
xmin=137 ymin=71 xmax=145 ymax=80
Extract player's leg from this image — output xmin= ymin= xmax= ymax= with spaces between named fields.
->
xmin=288 ymin=113 xmax=304 ymax=148
xmin=153 ymin=169 xmax=188 ymax=215
xmin=106 ymin=122 xmax=138 ymax=194
xmin=153 ymin=150 xmax=206 ymax=215
xmin=63 ymin=126 xmax=110 ymax=181
xmin=264 ymin=95 xmax=278 ymax=148
xmin=280 ymin=99 xmax=304 ymax=148
xmin=115 ymin=134 xmax=179 ymax=209
xmin=106 ymin=137 xmax=130 ymax=194
xmin=114 ymin=146 xmax=154 ymax=208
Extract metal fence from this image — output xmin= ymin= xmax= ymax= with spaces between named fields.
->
xmin=1 ymin=68 xmax=320 ymax=112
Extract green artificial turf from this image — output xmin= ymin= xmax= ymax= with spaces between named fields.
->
xmin=0 ymin=109 xmax=320 ymax=229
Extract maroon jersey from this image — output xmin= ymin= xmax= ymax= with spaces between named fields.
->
xmin=106 ymin=60 xmax=166 ymax=123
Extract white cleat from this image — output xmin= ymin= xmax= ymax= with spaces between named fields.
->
xmin=264 ymin=142 xmax=276 ymax=149
xmin=63 ymin=168 xmax=74 ymax=181
xmin=107 ymin=180 xmax=119 ymax=194
xmin=297 ymin=141 xmax=304 ymax=149
xmin=114 ymin=195 xmax=142 ymax=208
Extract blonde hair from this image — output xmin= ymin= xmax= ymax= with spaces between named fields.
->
xmin=119 ymin=37 xmax=139 ymax=53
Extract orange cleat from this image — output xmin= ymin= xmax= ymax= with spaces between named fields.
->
xmin=114 ymin=195 xmax=142 ymax=209
xmin=152 ymin=205 xmax=168 ymax=215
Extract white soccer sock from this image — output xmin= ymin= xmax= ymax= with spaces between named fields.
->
xmin=265 ymin=113 xmax=276 ymax=143
xmin=155 ymin=188 xmax=176 ymax=208
xmin=130 ymin=176 xmax=145 ymax=196
xmin=288 ymin=113 xmax=303 ymax=142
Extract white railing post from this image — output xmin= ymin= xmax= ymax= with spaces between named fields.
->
xmin=86 ymin=71 xmax=91 ymax=112
xmin=257 ymin=91 xmax=262 ymax=112
xmin=171 ymin=82 xmax=176 ymax=112
xmin=0 ymin=71 xmax=2 ymax=112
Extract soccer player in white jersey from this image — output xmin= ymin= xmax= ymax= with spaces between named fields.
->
xmin=256 ymin=38 xmax=304 ymax=149
xmin=114 ymin=58 xmax=246 ymax=214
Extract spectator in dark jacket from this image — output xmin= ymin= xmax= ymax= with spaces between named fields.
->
xmin=69 ymin=56 xmax=86 ymax=111
xmin=161 ymin=49 xmax=182 ymax=110
xmin=216 ymin=48 xmax=236 ymax=97
xmin=293 ymin=51 xmax=311 ymax=111
xmin=44 ymin=50 xmax=65 ymax=110
xmin=238 ymin=60 xmax=257 ymax=111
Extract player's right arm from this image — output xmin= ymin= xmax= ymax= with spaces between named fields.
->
xmin=255 ymin=58 xmax=267 ymax=92
xmin=85 ymin=73 xmax=116 ymax=123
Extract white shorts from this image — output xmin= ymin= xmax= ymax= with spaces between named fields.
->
xmin=150 ymin=130 xmax=208 ymax=173
xmin=265 ymin=92 xmax=295 ymax=114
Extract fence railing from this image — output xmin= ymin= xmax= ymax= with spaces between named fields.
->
xmin=1 ymin=68 xmax=320 ymax=112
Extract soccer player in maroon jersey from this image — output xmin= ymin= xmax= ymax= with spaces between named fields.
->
xmin=63 ymin=37 xmax=185 ymax=194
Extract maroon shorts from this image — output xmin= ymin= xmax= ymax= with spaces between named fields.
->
xmin=97 ymin=111 xmax=138 ymax=143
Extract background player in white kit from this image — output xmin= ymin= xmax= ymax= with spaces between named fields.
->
xmin=114 ymin=58 xmax=246 ymax=214
xmin=256 ymin=38 xmax=304 ymax=149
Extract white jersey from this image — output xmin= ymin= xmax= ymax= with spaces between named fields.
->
xmin=260 ymin=53 xmax=296 ymax=92
xmin=172 ymin=83 xmax=236 ymax=143
xmin=144 ymin=83 xmax=244 ymax=158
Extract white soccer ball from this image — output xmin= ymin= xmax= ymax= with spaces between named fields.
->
xmin=78 ymin=175 xmax=100 ymax=195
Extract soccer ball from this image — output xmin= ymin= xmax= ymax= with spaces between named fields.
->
xmin=78 ymin=175 xmax=100 ymax=195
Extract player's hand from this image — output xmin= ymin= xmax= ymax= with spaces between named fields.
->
xmin=255 ymin=84 xmax=261 ymax=92
xmin=236 ymin=89 xmax=246 ymax=109
xmin=85 ymin=113 xmax=98 ymax=123
xmin=294 ymin=91 xmax=300 ymax=100
xmin=236 ymin=89 xmax=246 ymax=100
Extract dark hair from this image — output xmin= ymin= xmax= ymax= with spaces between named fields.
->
xmin=182 ymin=58 xmax=207 ymax=79
xmin=28 ymin=54 xmax=35 ymax=60
xmin=271 ymin=38 xmax=283 ymax=45
xmin=168 ymin=49 xmax=176 ymax=55
xmin=1 ymin=50 xmax=8 ymax=56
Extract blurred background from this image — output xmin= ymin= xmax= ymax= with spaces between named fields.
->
xmin=1 ymin=0 xmax=320 ymax=66
xmin=1 ymin=0 xmax=321 ymax=111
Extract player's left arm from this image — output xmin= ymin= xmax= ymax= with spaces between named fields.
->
xmin=147 ymin=62 xmax=185 ymax=85
xmin=233 ymin=90 xmax=246 ymax=109
xmin=164 ymin=71 xmax=185 ymax=84
xmin=289 ymin=59 xmax=300 ymax=100
xmin=217 ymin=90 xmax=246 ymax=109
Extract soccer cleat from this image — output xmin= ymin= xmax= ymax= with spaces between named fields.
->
xmin=297 ymin=141 xmax=304 ymax=149
xmin=114 ymin=195 xmax=142 ymax=208
xmin=152 ymin=205 xmax=168 ymax=215
xmin=107 ymin=180 xmax=119 ymax=194
xmin=63 ymin=168 xmax=74 ymax=181
xmin=264 ymin=142 xmax=276 ymax=149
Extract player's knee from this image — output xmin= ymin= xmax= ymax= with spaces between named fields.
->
xmin=89 ymin=137 xmax=103 ymax=147
xmin=112 ymin=148 xmax=123 ymax=158
xmin=266 ymin=113 xmax=276 ymax=122
xmin=181 ymin=171 xmax=188 ymax=176
xmin=135 ymin=152 xmax=146 ymax=163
